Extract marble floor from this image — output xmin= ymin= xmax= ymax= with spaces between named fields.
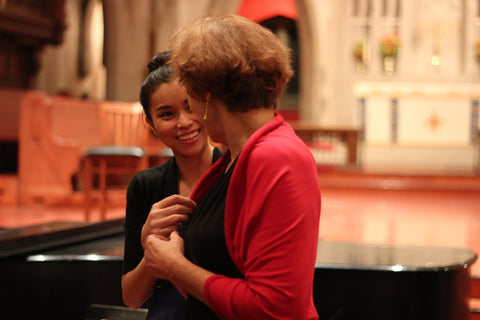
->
xmin=319 ymin=187 xmax=480 ymax=276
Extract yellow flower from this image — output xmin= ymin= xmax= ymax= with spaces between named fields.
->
xmin=380 ymin=35 xmax=400 ymax=57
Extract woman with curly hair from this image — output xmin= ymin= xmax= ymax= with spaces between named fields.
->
xmin=144 ymin=15 xmax=321 ymax=320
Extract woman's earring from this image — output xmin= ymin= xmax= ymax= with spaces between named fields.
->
xmin=203 ymin=100 xmax=208 ymax=120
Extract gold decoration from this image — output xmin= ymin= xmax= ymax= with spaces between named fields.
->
xmin=425 ymin=111 xmax=443 ymax=132
xmin=383 ymin=56 xmax=396 ymax=76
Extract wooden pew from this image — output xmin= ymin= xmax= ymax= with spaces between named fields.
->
xmin=18 ymin=91 xmax=101 ymax=205
xmin=15 ymin=91 xmax=166 ymax=206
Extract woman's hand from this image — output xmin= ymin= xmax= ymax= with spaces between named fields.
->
xmin=143 ymin=231 xmax=185 ymax=280
xmin=145 ymin=232 xmax=215 ymax=303
xmin=141 ymin=195 xmax=196 ymax=248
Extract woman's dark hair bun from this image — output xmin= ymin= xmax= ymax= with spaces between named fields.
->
xmin=147 ymin=51 xmax=171 ymax=73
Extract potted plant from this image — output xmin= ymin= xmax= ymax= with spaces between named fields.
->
xmin=353 ymin=41 xmax=365 ymax=62
xmin=379 ymin=34 xmax=400 ymax=75
xmin=380 ymin=34 xmax=400 ymax=57
xmin=353 ymin=41 xmax=367 ymax=73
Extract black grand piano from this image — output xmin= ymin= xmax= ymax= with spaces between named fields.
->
xmin=0 ymin=218 xmax=476 ymax=320
xmin=0 ymin=219 xmax=126 ymax=320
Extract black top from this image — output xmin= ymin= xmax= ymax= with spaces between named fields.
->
xmin=183 ymin=158 xmax=242 ymax=320
xmin=122 ymin=148 xmax=223 ymax=274
xmin=123 ymin=157 xmax=178 ymax=274
xmin=122 ymin=148 xmax=223 ymax=320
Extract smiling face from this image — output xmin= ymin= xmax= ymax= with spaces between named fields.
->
xmin=148 ymin=80 xmax=209 ymax=158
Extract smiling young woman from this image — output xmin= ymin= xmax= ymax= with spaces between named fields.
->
xmin=121 ymin=51 xmax=222 ymax=320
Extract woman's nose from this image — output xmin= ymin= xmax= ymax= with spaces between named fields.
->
xmin=176 ymin=111 xmax=193 ymax=127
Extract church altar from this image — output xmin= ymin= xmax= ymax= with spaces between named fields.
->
xmin=355 ymin=81 xmax=479 ymax=171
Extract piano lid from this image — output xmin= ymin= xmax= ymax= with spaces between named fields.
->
xmin=0 ymin=218 xmax=124 ymax=259
xmin=315 ymin=239 xmax=478 ymax=272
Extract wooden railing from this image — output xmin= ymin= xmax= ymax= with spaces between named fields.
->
xmin=289 ymin=121 xmax=360 ymax=166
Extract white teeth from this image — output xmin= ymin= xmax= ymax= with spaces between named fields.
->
xmin=178 ymin=130 xmax=199 ymax=141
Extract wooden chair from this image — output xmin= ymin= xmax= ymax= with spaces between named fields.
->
xmin=83 ymin=101 xmax=148 ymax=221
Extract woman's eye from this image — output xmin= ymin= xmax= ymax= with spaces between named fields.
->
xmin=158 ymin=111 xmax=173 ymax=118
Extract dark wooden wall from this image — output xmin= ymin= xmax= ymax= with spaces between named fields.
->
xmin=0 ymin=0 xmax=66 ymax=173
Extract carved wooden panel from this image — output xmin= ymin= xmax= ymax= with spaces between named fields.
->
xmin=0 ymin=0 xmax=65 ymax=88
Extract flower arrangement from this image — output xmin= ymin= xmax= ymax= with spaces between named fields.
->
xmin=353 ymin=41 xmax=365 ymax=63
xmin=475 ymin=40 xmax=480 ymax=62
xmin=380 ymin=35 xmax=400 ymax=57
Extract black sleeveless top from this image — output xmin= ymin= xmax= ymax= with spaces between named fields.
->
xmin=183 ymin=159 xmax=242 ymax=319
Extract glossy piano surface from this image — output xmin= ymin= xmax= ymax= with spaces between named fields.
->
xmin=316 ymin=239 xmax=476 ymax=272
xmin=0 ymin=219 xmax=126 ymax=320
xmin=314 ymin=240 xmax=477 ymax=320
xmin=0 ymin=219 xmax=476 ymax=320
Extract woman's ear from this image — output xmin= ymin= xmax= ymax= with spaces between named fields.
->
xmin=150 ymin=127 xmax=158 ymax=137
xmin=144 ymin=116 xmax=158 ymax=137
xmin=149 ymin=124 xmax=158 ymax=137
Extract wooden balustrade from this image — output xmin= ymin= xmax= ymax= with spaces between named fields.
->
xmin=289 ymin=121 xmax=361 ymax=166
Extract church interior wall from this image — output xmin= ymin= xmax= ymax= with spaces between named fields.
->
xmin=32 ymin=0 xmax=480 ymax=171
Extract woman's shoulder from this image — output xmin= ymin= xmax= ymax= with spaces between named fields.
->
xmin=238 ymin=123 xmax=315 ymax=177
xmin=257 ymin=124 xmax=309 ymax=156
xmin=126 ymin=157 xmax=179 ymax=207
xmin=243 ymin=115 xmax=304 ymax=155
xmin=131 ymin=157 xmax=177 ymax=186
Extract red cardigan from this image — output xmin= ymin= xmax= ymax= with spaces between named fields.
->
xmin=190 ymin=114 xmax=321 ymax=319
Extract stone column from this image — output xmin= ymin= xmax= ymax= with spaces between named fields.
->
xmin=103 ymin=0 xmax=151 ymax=101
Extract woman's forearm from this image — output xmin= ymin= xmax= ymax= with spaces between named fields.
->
xmin=144 ymin=232 xmax=213 ymax=305
xmin=121 ymin=258 xmax=157 ymax=309
xmin=169 ymin=255 xmax=213 ymax=304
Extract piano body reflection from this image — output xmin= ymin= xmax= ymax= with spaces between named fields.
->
xmin=0 ymin=219 xmax=476 ymax=320
xmin=314 ymin=240 xmax=477 ymax=320
xmin=0 ymin=219 xmax=126 ymax=320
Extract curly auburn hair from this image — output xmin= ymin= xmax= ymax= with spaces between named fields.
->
xmin=169 ymin=14 xmax=293 ymax=112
